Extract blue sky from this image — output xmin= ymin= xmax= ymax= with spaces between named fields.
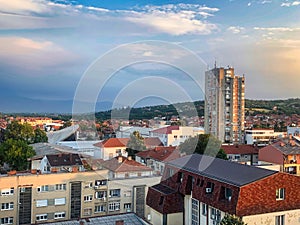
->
xmin=0 ymin=0 xmax=299 ymax=113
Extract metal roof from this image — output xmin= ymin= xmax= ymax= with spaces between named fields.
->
xmin=168 ymin=154 xmax=277 ymax=187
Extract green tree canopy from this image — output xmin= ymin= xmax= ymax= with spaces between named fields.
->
xmin=126 ymin=131 xmax=146 ymax=159
xmin=178 ymin=134 xmax=227 ymax=160
xmin=0 ymin=139 xmax=35 ymax=171
xmin=3 ymin=121 xmax=47 ymax=144
xmin=220 ymin=214 xmax=247 ymax=225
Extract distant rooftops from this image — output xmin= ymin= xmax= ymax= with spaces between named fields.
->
xmin=150 ymin=125 xmax=180 ymax=134
xmin=94 ymin=137 xmax=163 ymax=148
xmin=46 ymin=153 xmax=83 ymax=167
xmin=261 ymin=140 xmax=300 ymax=155
xmin=136 ymin=146 xmax=180 ymax=162
xmin=101 ymin=156 xmax=153 ymax=173
xmin=168 ymin=154 xmax=277 ymax=187
xmin=222 ymin=144 xmax=259 ymax=155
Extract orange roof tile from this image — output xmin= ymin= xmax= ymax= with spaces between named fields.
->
xmin=101 ymin=156 xmax=152 ymax=172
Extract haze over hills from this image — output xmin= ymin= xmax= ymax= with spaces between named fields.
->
xmin=2 ymin=98 xmax=299 ymax=120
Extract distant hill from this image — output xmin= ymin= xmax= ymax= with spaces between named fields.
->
xmin=2 ymin=98 xmax=299 ymax=120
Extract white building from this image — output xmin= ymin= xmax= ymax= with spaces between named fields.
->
xmin=244 ymin=128 xmax=279 ymax=146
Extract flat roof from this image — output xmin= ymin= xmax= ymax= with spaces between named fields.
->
xmin=168 ymin=154 xmax=277 ymax=187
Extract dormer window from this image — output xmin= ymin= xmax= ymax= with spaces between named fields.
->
xmin=276 ymin=188 xmax=285 ymax=200
xmin=205 ymin=182 xmax=214 ymax=194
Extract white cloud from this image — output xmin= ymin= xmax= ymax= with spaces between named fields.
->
xmin=86 ymin=6 xmax=110 ymax=12
xmin=0 ymin=0 xmax=49 ymax=15
xmin=227 ymin=26 xmax=245 ymax=34
xmin=254 ymin=27 xmax=300 ymax=32
xmin=281 ymin=1 xmax=300 ymax=6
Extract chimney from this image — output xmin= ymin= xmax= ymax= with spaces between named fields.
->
xmin=116 ymin=220 xmax=124 ymax=225
xmin=118 ymin=156 xmax=123 ymax=163
xmin=128 ymin=156 xmax=132 ymax=161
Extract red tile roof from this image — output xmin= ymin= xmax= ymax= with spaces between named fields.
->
xmin=101 ymin=156 xmax=152 ymax=172
xmin=222 ymin=145 xmax=259 ymax=155
xmin=94 ymin=138 xmax=129 ymax=148
xmin=136 ymin=146 xmax=180 ymax=162
xmin=151 ymin=125 xmax=180 ymax=134
xmin=144 ymin=137 xmax=164 ymax=148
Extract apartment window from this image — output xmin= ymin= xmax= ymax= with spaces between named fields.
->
xmin=202 ymin=203 xmax=208 ymax=216
xmin=174 ymin=135 xmax=178 ymax=139
xmin=54 ymin=198 xmax=66 ymax=205
xmin=116 ymin=149 xmax=121 ymax=154
xmin=275 ymin=215 xmax=285 ymax=225
xmin=124 ymin=203 xmax=132 ymax=212
xmin=83 ymin=208 xmax=92 ymax=216
xmin=37 ymin=185 xmax=49 ymax=192
xmin=0 ymin=217 xmax=13 ymax=225
xmin=95 ymin=191 xmax=106 ymax=199
xmin=54 ymin=212 xmax=66 ymax=220
xmin=95 ymin=180 xmax=107 ymax=186
xmin=36 ymin=214 xmax=47 ymax=221
xmin=276 ymin=188 xmax=285 ymax=200
xmin=36 ymin=199 xmax=48 ymax=207
xmin=108 ymin=202 xmax=120 ymax=211
xmin=225 ymin=188 xmax=233 ymax=201
xmin=211 ymin=208 xmax=221 ymax=222
xmin=84 ymin=195 xmax=93 ymax=202
xmin=95 ymin=205 xmax=106 ymax=213
xmin=177 ymin=172 xmax=184 ymax=183
xmin=109 ymin=189 xmax=121 ymax=197
xmin=1 ymin=202 xmax=14 ymax=211
xmin=1 ymin=188 xmax=14 ymax=196
xmin=55 ymin=184 xmax=66 ymax=191
xmin=191 ymin=198 xmax=199 ymax=225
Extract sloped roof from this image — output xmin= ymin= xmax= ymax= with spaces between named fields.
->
xmin=94 ymin=138 xmax=129 ymax=148
xmin=136 ymin=146 xmax=180 ymax=162
xmin=101 ymin=156 xmax=152 ymax=173
xmin=47 ymin=125 xmax=79 ymax=144
xmin=144 ymin=137 xmax=164 ymax=147
xmin=46 ymin=153 xmax=83 ymax=167
xmin=168 ymin=154 xmax=277 ymax=187
xmin=222 ymin=145 xmax=259 ymax=155
xmin=151 ymin=125 xmax=180 ymax=134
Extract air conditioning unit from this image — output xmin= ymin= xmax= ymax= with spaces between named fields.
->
xmin=206 ymin=188 xmax=212 ymax=193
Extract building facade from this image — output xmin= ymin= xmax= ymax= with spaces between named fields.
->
xmin=146 ymin=154 xmax=300 ymax=225
xmin=204 ymin=66 xmax=245 ymax=144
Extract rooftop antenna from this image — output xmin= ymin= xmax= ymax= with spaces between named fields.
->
xmin=214 ymin=58 xmax=217 ymax=69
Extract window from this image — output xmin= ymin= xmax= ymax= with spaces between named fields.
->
xmin=95 ymin=180 xmax=107 ymax=186
xmin=124 ymin=203 xmax=131 ymax=212
xmin=275 ymin=215 xmax=285 ymax=225
xmin=109 ymin=202 xmax=120 ymax=211
xmin=1 ymin=202 xmax=14 ymax=211
xmin=36 ymin=199 xmax=48 ymax=207
xmin=159 ymin=196 xmax=164 ymax=205
xmin=83 ymin=208 xmax=92 ymax=216
xmin=36 ymin=214 xmax=47 ymax=221
xmin=0 ymin=217 xmax=13 ymax=225
xmin=116 ymin=149 xmax=121 ymax=154
xmin=55 ymin=184 xmax=66 ymax=191
xmin=177 ymin=172 xmax=183 ymax=183
xmin=191 ymin=198 xmax=199 ymax=225
xmin=95 ymin=191 xmax=106 ymax=199
xmin=109 ymin=189 xmax=121 ymax=197
xmin=84 ymin=195 xmax=93 ymax=202
xmin=276 ymin=188 xmax=285 ymax=200
xmin=211 ymin=208 xmax=221 ymax=221
xmin=1 ymin=188 xmax=14 ymax=196
xmin=95 ymin=205 xmax=106 ymax=213
xmin=167 ymin=168 xmax=174 ymax=177
xmin=202 ymin=203 xmax=208 ymax=216
xmin=37 ymin=185 xmax=49 ymax=192
xmin=54 ymin=212 xmax=66 ymax=220
xmin=174 ymin=135 xmax=178 ymax=139
xmin=54 ymin=198 xmax=66 ymax=205
xmin=225 ymin=188 xmax=232 ymax=201
xmin=206 ymin=182 xmax=215 ymax=194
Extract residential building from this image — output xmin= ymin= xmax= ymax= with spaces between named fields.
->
xmin=287 ymin=126 xmax=300 ymax=136
xmin=116 ymin=126 xmax=152 ymax=138
xmin=136 ymin=146 xmax=181 ymax=175
xmin=244 ymin=128 xmax=278 ymax=146
xmin=259 ymin=140 xmax=300 ymax=175
xmin=204 ymin=66 xmax=245 ymax=144
xmin=146 ymin=154 xmax=300 ymax=225
xmin=222 ymin=144 xmax=259 ymax=165
xmin=149 ymin=126 xmax=203 ymax=146
xmin=93 ymin=137 xmax=163 ymax=160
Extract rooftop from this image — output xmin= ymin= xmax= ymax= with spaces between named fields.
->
xmin=168 ymin=154 xmax=277 ymax=187
xmin=101 ymin=156 xmax=153 ymax=173
xmin=136 ymin=146 xmax=180 ymax=162
xmin=47 ymin=125 xmax=79 ymax=144
xmin=150 ymin=125 xmax=180 ymax=134
xmin=222 ymin=144 xmax=259 ymax=155
xmin=261 ymin=140 xmax=300 ymax=155
xmin=46 ymin=153 xmax=83 ymax=167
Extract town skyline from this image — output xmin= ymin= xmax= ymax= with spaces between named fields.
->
xmin=0 ymin=0 xmax=299 ymax=113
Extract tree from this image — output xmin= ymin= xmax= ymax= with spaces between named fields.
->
xmin=178 ymin=134 xmax=227 ymax=160
xmin=34 ymin=128 xmax=48 ymax=143
xmin=126 ymin=131 xmax=146 ymax=159
xmin=0 ymin=139 xmax=35 ymax=171
xmin=4 ymin=121 xmax=35 ymax=144
xmin=220 ymin=214 xmax=247 ymax=225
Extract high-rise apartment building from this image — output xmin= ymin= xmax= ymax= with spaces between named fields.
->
xmin=204 ymin=65 xmax=245 ymax=143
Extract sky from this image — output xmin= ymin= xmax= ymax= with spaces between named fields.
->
xmin=0 ymin=0 xmax=299 ymax=113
